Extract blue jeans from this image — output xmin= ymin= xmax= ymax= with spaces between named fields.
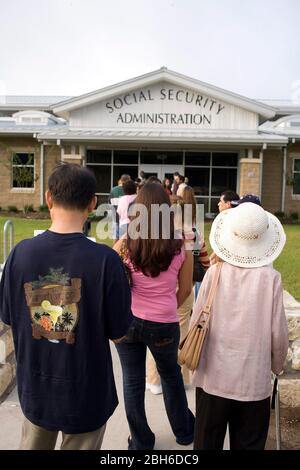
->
xmin=194 ymin=281 xmax=201 ymax=300
xmin=115 ymin=317 xmax=195 ymax=450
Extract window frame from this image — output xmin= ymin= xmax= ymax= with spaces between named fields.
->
xmin=293 ymin=157 xmax=300 ymax=195
xmin=11 ymin=152 xmax=35 ymax=189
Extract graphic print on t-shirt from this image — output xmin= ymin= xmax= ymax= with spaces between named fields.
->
xmin=24 ymin=267 xmax=81 ymax=344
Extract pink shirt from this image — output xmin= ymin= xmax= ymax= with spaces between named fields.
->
xmin=127 ymin=248 xmax=185 ymax=323
xmin=191 ymin=262 xmax=289 ymax=401
xmin=117 ymin=194 xmax=136 ymax=225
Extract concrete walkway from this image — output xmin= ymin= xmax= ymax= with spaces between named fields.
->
xmin=0 ymin=343 xmax=229 ymax=450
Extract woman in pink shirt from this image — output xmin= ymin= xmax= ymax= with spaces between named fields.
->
xmin=114 ymin=183 xmax=194 ymax=450
xmin=191 ymin=202 xmax=288 ymax=450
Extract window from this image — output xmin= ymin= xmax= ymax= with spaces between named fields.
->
xmin=185 ymin=168 xmax=210 ymax=195
xmin=185 ymin=152 xmax=210 ymax=166
xmin=86 ymin=150 xmax=112 ymax=164
xmin=140 ymin=151 xmax=183 ymax=165
xmin=293 ymin=159 xmax=300 ymax=195
xmin=113 ymin=166 xmax=138 ymax=186
xmin=89 ymin=166 xmax=111 ymax=194
xmin=114 ymin=150 xmax=138 ymax=164
xmin=12 ymin=152 xmax=35 ymax=188
xmin=211 ymin=168 xmax=237 ymax=196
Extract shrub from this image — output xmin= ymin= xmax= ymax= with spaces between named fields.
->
xmin=289 ymin=212 xmax=299 ymax=221
xmin=7 ymin=205 xmax=18 ymax=213
xmin=23 ymin=204 xmax=35 ymax=214
xmin=39 ymin=204 xmax=49 ymax=212
xmin=274 ymin=211 xmax=285 ymax=219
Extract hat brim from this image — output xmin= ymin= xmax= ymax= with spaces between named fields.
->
xmin=209 ymin=209 xmax=286 ymax=268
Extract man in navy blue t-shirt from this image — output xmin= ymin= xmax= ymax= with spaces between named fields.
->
xmin=0 ymin=163 xmax=133 ymax=450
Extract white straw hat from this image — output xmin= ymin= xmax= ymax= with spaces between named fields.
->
xmin=209 ymin=202 xmax=286 ymax=268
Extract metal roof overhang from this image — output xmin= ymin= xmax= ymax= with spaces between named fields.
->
xmin=36 ymin=128 xmax=288 ymax=146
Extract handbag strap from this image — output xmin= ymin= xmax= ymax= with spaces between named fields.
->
xmin=202 ymin=262 xmax=222 ymax=315
xmin=192 ymin=262 xmax=222 ymax=327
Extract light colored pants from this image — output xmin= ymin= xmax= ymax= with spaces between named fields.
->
xmin=19 ymin=417 xmax=106 ymax=450
xmin=147 ymin=289 xmax=194 ymax=386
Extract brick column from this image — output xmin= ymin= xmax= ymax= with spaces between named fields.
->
xmin=62 ymin=155 xmax=83 ymax=166
xmin=239 ymin=158 xmax=262 ymax=197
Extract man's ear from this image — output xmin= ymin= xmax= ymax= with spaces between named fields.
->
xmin=87 ymin=195 xmax=97 ymax=213
xmin=45 ymin=190 xmax=53 ymax=210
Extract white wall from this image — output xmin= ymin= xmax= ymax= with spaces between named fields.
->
xmin=70 ymin=81 xmax=258 ymax=130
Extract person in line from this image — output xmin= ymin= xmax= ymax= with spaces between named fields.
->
xmin=176 ymin=175 xmax=187 ymax=197
xmin=238 ymin=193 xmax=261 ymax=206
xmin=217 ymin=189 xmax=240 ymax=212
xmin=0 ymin=163 xmax=133 ymax=450
xmin=192 ymin=202 xmax=288 ymax=450
xmin=210 ymin=189 xmax=240 ymax=265
xmin=162 ymin=177 xmax=172 ymax=195
xmin=117 ymin=180 xmax=137 ymax=238
xmin=146 ymin=186 xmax=209 ymax=393
xmin=171 ymin=171 xmax=180 ymax=195
xmin=109 ymin=174 xmax=131 ymax=241
xmin=114 ymin=183 xmax=195 ymax=450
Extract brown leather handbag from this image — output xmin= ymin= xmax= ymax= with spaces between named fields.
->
xmin=178 ymin=262 xmax=222 ymax=371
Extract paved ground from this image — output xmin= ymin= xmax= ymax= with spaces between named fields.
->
xmin=0 ymin=344 xmax=231 ymax=450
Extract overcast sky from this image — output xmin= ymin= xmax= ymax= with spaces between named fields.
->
xmin=0 ymin=0 xmax=299 ymax=100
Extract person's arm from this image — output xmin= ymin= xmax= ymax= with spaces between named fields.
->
xmin=177 ymin=249 xmax=193 ymax=308
xmin=0 ymin=251 xmax=14 ymax=326
xmin=199 ymin=242 xmax=210 ymax=270
xmin=271 ymin=273 xmax=289 ymax=375
xmin=113 ymin=238 xmax=124 ymax=253
xmin=103 ymin=250 xmax=133 ymax=342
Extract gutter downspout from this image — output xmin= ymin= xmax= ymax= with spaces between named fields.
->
xmin=281 ymin=146 xmax=287 ymax=213
xmin=40 ymin=142 xmax=44 ymax=206
xmin=259 ymin=146 xmax=264 ymax=200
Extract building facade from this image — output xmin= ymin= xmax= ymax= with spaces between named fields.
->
xmin=1 ymin=68 xmax=300 ymax=215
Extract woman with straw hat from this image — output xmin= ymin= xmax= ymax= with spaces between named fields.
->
xmin=192 ymin=202 xmax=289 ymax=450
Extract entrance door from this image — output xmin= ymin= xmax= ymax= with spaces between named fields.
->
xmin=139 ymin=164 xmax=184 ymax=183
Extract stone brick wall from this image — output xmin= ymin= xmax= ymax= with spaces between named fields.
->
xmin=0 ymin=139 xmax=61 ymax=210
xmin=261 ymin=149 xmax=283 ymax=213
xmin=285 ymin=142 xmax=300 ymax=215
xmin=0 ymin=137 xmax=41 ymax=210
xmin=239 ymin=158 xmax=261 ymax=197
xmin=261 ymin=145 xmax=300 ymax=216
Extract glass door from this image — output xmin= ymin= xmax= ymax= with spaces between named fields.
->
xmin=139 ymin=164 xmax=161 ymax=180
xmin=139 ymin=164 xmax=184 ymax=183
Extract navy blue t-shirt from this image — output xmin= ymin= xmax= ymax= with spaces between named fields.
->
xmin=0 ymin=231 xmax=133 ymax=433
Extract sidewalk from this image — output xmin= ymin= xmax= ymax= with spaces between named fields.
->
xmin=0 ymin=344 xmax=230 ymax=450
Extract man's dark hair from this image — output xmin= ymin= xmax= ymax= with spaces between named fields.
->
xmin=178 ymin=175 xmax=185 ymax=183
xmin=146 ymin=176 xmax=162 ymax=184
xmin=120 ymin=174 xmax=131 ymax=184
xmin=221 ymin=190 xmax=240 ymax=207
xmin=173 ymin=171 xmax=180 ymax=177
xmin=48 ymin=163 xmax=97 ymax=210
xmin=123 ymin=179 xmax=137 ymax=195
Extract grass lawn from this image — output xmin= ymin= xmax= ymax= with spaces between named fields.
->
xmin=0 ymin=216 xmax=299 ymax=301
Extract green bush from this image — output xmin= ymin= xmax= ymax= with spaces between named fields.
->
xmin=274 ymin=211 xmax=285 ymax=219
xmin=39 ymin=204 xmax=49 ymax=212
xmin=23 ymin=204 xmax=35 ymax=214
xmin=289 ymin=212 xmax=299 ymax=221
xmin=8 ymin=205 xmax=19 ymax=213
